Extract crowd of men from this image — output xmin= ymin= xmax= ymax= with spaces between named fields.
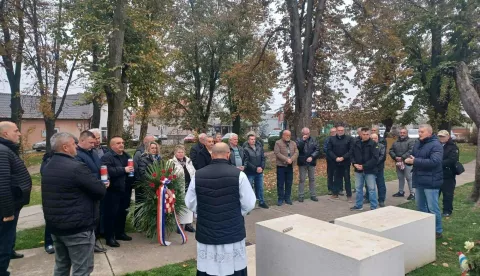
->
xmin=0 ymin=120 xmax=461 ymax=276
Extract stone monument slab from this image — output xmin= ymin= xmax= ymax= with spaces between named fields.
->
xmin=256 ymin=214 xmax=404 ymax=276
xmin=335 ymin=206 xmax=435 ymax=273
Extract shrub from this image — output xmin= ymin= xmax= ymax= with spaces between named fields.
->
xmin=315 ymin=134 xmax=329 ymax=158
xmin=268 ymin=136 xmax=281 ymax=151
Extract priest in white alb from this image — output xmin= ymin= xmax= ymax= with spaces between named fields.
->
xmin=185 ymin=142 xmax=256 ymax=276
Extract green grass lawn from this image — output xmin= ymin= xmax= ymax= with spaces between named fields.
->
xmin=459 ymin=143 xmax=477 ymax=164
xmin=402 ymin=183 xmax=480 ymax=275
xmin=15 ymin=226 xmax=46 ymax=250
xmin=124 ymin=260 xmax=197 ymax=276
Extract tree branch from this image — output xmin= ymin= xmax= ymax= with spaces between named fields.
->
xmin=55 ymin=54 xmax=78 ymax=119
xmin=253 ymin=27 xmax=288 ymax=70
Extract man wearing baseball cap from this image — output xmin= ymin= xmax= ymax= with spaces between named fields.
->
xmin=437 ymin=130 xmax=459 ymax=217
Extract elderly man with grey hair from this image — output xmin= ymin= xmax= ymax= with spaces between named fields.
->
xmin=42 ymin=132 xmax=106 ymax=276
xmin=190 ymin=133 xmax=207 ymax=170
xmin=228 ymin=133 xmax=245 ymax=171
xmin=88 ymin=128 xmax=108 ymax=159
xmin=405 ymin=124 xmax=443 ymax=239
xmin=296 ymin=127 xmax=320 ymax=202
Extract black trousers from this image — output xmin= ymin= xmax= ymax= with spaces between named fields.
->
xmin=104 ymin=186 xmax=132 ymax=240
xmin=326 ymin=159 xmax=335 ymax=192
xmin=333 ymin=164 xmax=351 ymax=197
xmin=439 ymin=178 xmax=456 ymax=214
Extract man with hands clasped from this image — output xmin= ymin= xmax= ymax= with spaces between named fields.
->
xmin=296 ymin=127 xmax=320 ymax=203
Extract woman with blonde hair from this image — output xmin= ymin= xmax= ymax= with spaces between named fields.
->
xmin=170 ymin=145 xmax=196 ymax=232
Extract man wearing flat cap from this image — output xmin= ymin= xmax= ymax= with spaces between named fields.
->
xmin=437 ymin=130 xmax=459 ymax=217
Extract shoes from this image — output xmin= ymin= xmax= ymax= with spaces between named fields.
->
xmin=407 ymin=193 xmax=415 ymax=200
xmin=185 ymin=224 xmax=196 ymax=233
xmin=392 ymin=192 xmax=405 ymax=197
xmin=352 ymin=189 xmax=356 ymax=193
xmin=363 ymin=199 xmax=370 ymax=204
xmin=116 ymin=234 xmax=132 ymax=241
xmin=328 ymin=191 xmax=332 ymax=195
xmin=330 ymin=195 xmax=339 ymax=200
xmin=298 ymin=197 xmax=304 ymax=203
xmin=285 ymin=200 xmax=293 ymax=205
xmin=277 ymin=200 xmax=284 ymax=206
xmin=347 ymin=197 xmax=352 ymax=203
xmin=11 ymin=251 xmax=24 ymax=259
xmin=350 ymin=206 xmax=364 ymax=211
xmin=379 ymin=201 xmax=385 ymax=208
xmin=94 ymin=244 xmax=107 ymax=253
xmin=310 ymin=196 xmax=318 ymax=202
xmin=436 ymin=233 xmax=443 ymax=239
xmin=106 ymin=239 xmax=120 ymax=247
xmin=339 ymin=191 xmax=345 ymax=196
xmin=45 ymin=245 xmax=55 ymax=255
xmin=442 ymin=213 xmax=451 ymax=217
xmin=259 ymin=202 xmax=269 ymax=209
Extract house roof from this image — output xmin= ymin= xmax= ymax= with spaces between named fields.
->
xmin=0 ymin=93 xmax=93 ymax=120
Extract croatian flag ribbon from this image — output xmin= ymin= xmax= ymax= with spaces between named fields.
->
xmin=156 ymin=183 xmax=187 ymax=246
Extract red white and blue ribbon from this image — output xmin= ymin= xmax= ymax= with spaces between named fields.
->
xmin=156 ymin=183 xmax=187 ymax=246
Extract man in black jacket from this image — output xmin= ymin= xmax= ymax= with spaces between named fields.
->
xmin=76 ymin=130 xmax=109 ymax=253
xmin=323 ymin=127 xmax=337 ymax=195
xmin=0 ymin=122 xmax=32 ymax=276
xmin=327 ymin=125 xmax=353 ymax=200
xmin=371 ymin=125 xmax=387 ymax=146
xmin=437 ymin=130 xmax=459 ymax=217
xmin=42 ymin=132 xmax=106 ymax=276
xmin=88 ymin=128 xmax=108 ymax=159
xmin=190 ymin=133 xmax=207 ymax=169
xmin=244 ymin=134 xmax=268 ymax=209
xmin=296 ymin=127 xmax=320 ymax=202
xmin=350 ymin=128 xmax=379 ymax=211
xmin=367 ymin=133 xmax=387 ymax=207
xmin=101 ymin=137 xmax=135 ymax=247
xmin=195 ymin=136 xmax=214 ymax=170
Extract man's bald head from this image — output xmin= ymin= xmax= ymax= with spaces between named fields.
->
xmin=211 ymin=142 xmax=230 ymax=160
xmin=0 ymin=121 xmax=21 ymax=144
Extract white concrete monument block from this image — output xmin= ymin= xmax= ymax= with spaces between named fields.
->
xmin=335 ymin=206 xmax=435 ymax=273
xmin=256 ymin=214 xmax=404 ymax=276
xmin=246 ymin=245 xmax=256 ymax=276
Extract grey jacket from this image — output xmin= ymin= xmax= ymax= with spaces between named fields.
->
xmin=229 ymin=145 xmax=245 ymax=167
xmin=389 ymin=137 xmax=415 ymax=161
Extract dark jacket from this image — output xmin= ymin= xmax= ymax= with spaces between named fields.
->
xmin=296 ymin=137 xmax=320 ymax=166
xmin=195 ymin=146 xmax=212 ymax=170
xmin=243 ymin=142 xmax=266 ymax=174
xmin=377 ymin=143 xmax=387 ymax=169
xmin=412 ymin=136 xmax=443 ymax=189
xmin=42 ymin=153 xmax=106 ymax=236
xmin=40 ymin=151 xmax=55 ymax=175
xmin=133 ymin=144 xmax=145 ymax=178
xmin=0 ymin=138 xmax=32 ymax=217
xmin=389 ymin=136 xmax=415 ymax=161
xmin=323 ymin=136 xmax=332 ymax=160
xmin=351 ymin=138 xmax=379 ymax=174
xmin=327 ymin=135 xmax=353 ymax=166
xmin=229 ymin=145 xmax=245 ymax=167
xmin=242 ymin=139 xmax=264 ymax=149
xmin=137 ymin=153 xmax=160 ymax=178
xmin=75 ymin=147 xmax=102 ymax=179
xmin=101 ymin=150 xmax=134 ymax=192
xmin=190 ymin=142 xmax=204 ymax=170
xmin=442 ymin=139 xmax=459 ymax=180
xmin=195 ymin=159 xmax=245 ymax=245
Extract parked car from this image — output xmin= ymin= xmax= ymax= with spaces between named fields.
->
xmin=408 ymin=129 xmax=419 ymax=139
xmin=184 ymin=134 xmax=196 ymax=143
xmin=268 ymin=129 xmax=281 ymax=138
xmin=32 ymin=141 xmax=46 ymax=152
xmin=222 ymin=133 xmax=235 ymax=140
xmin=154 ymin=134 xmax=168 ymax=141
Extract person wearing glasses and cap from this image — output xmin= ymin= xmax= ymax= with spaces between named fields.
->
xmin=437 ymin=130 xmax=459 ymax=217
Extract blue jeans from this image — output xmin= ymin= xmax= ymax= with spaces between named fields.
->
xmin=247 ymin=173 xmax=265 ymax=204
xmin=277 ymin=166 xmax=293 ymax=202
xmin=355 ymin=172 xmax=378 ymax=209
xmin=366 ymin=168 xmax=386 ymax=203
xmin=416 ymin=188 xmax=443 ymax=234
xmin=0 ymin=209 xmax=20 ymax=276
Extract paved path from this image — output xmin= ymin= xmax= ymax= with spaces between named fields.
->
xmin=11 ymin=161 xmax=476 ymax=276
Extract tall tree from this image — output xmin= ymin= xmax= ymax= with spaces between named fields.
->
xmin=0 ymin=0 xmax=25 ymax=128
xmin=104 ymin=0 xmax=128 ymax=140
xmin=23 ymin=0 xmax=79 ymax=152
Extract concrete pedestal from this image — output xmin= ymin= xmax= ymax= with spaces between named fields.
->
xmin=256 ymin=214 xmax=404 ymax=276
xmin=246 ymin=245 xmax=256 ymax=276
xmin=335 ymin=206 xmax=435 ymax=273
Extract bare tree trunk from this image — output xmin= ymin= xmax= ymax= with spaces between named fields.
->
xmin=454 ymin=61 xmax=480 ymax=203
xmin=90 ymin=44 xmax=101 ymax=129
xmin=105 ymin=0 xmax=127 ymax=141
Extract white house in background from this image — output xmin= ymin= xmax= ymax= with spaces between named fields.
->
xmin=98 ymin=104 xmax=131 ymax=142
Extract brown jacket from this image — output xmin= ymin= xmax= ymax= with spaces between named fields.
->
xmin=274 ymin=139 xmax=298 ymax=167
